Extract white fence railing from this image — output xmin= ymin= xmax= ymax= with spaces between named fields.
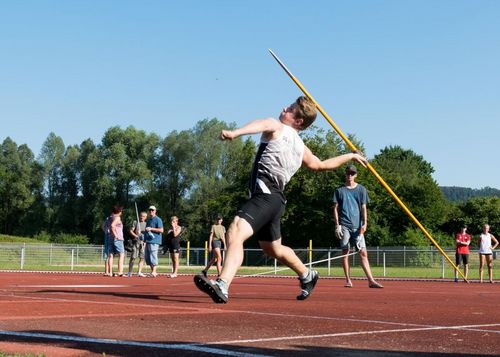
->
xmin=1 ymin=243 xmax=494 ymax=279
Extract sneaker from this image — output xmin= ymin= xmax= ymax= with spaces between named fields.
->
xmin=193 ymin=274 xmax=228 ymax=304
xmin=297 ymin=270 xmax=319 ymax=300
xmin=127 ymin=272 xmax=132 ymax=278
xmin=201 ymin=270 xmax=207 ymax=278
xmin=137 ymin=272 xmax=146 ymax=277
xmin=454 ymin=278 xmax=459 ymax=283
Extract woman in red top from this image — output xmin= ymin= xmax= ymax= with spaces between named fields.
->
xmin=454 ymin=225 xmax=471 ymax=282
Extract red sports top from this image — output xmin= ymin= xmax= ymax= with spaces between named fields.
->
xmin=455 ymin=233 xmax=471 ymax=254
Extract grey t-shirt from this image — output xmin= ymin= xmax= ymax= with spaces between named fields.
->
xmin=333 ymin=184 xmax=369 ymax=230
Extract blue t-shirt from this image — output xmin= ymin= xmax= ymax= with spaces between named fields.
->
xmin=145 ymin=216 xmax=163 ymax=245
xmin=332 ymin=184 xmax=369 ymax=230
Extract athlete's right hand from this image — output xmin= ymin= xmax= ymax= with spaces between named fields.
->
xmin=352 ymin=151 xmax=368 ymax=167
xmin=220 ymin=130 xmax=235 ymax=141
xmin=335 ymin=225 xmax=344 ymax=240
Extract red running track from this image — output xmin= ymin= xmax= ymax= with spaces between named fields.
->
xmin=0 ymin=272 xmax=498 ymax=356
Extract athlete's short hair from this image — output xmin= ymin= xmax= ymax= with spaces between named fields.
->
xmin=294 ymin=96 xmax=317 ymax=130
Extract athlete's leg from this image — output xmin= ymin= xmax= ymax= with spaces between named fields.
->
xmin=486 ymin=255 xmax=493 ymax=283
xmin=259 ymin=239 xmax=307 ymax=276
xmin=214 ymin=248 xmax=223 ymax=276
xmin=479 ymin=254 xmax=485 ymax=283
xmin=218 ymin=216 xmax=254 ymax=286
xmin=342 ymin=248 xmax=351 ymax=286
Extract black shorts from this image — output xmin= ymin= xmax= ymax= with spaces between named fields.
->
xmin=211 ymin=240 xmax=222 ymax=250
xmin=237 ymin=193 xmax=285 ymax=242
xmin=166 ymin=237 xmax=181 ymax=253
xmin=455 ymin=253 xmax=469 ymax=265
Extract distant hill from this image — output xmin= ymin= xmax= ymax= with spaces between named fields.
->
xmin=440 ymin=186 xmax=500 ymax=202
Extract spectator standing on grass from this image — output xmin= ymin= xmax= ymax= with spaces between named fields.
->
xmin=127 ymin=211 xmax=147 ymax=277
xmin=454 ymin=225 xmax=471 ymax=282
xmin=201 ymin=215 xmax=226 ymax=277
xmin=194 ymin=96 xmax=367 ymax=304
xmin=333 ymin=165 xmax=383 ymax=289
xmin=145 ymin=206 xmax=164 ymax=277
xmin=165 ymin=216 xmax=183 ymax=278
xmin=478 ymin=224 xmax=499 ymax=283
xmin=108 ymin=205 xmax=125 ymax=277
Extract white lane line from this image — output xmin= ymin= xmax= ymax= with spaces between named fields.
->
xmin=0 ymin=330 xmax=271 ymax=357
xmin=210 ymin=323 xmax=500 ymax=345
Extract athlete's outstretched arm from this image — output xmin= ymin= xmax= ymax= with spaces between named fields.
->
xmin=220 ymin=118 xmax=281 ymax=141
xmin=302 ymin=148 xmax=367 ymax=171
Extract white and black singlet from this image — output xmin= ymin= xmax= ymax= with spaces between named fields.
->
xmin=238 ymin=125 xmax=305 ymax=241
xmin=249 ymin=125 xmax=304 ymax=198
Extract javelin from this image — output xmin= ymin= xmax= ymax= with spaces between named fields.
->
xmin=269 ymin=49 xmax=467 ymax=282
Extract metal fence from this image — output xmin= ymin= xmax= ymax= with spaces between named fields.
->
xmin=1 ymin=243 xmax=494 ymax=279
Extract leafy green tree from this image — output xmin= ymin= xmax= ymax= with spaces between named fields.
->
xmin=281 ymin=128 xmax=364 ymax=248
xmin=367 ymin=146 xmax=449 ymax=246
xmin=56 ymin=145 xmax=81 ymax=232
xmin=455 ymin=197 xmax=500 ymax=236
xmin=0 ymin=138 xmax=43 ymax=234
xmin=149 ymin=129 xmax=195 ymax=216
xmin=38 ymin=132 xmax=65 ymax=232
xmin=183 ymin=119 xmax=254 ymax=245
xmin=78 ymin=139 xmax=104 ymax=241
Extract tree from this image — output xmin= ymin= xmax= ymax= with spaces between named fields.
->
xmin=189 ymin=119 xmax=252 ymax=243
xmin=281 ymin=128 xmax=364 ymax=248
xmin=38 ymin=132 xmax=65 ymax=232
xmin=0 ymin=138 xmax=43 ymax=234
xmin=455 ymin=197 xmax=500 ymax=236
xmin=367 ymin=146 xmax=449 ymax=246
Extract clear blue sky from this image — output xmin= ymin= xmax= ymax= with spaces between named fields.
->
xmin=1 ymin=1 xmax=498 ymax=189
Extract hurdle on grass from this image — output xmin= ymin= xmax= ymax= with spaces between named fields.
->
xmin=269 ymin=49 xmax=467 ymax=282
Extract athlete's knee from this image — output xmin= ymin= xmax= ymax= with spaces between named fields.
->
xmin=227 ymin=217 xmax=252 ymax=245
xmin=259 ymin=240 xmax=286 ymax=259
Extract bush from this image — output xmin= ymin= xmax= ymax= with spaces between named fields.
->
xmin=33 ymin=231 xmax=51 ymax=242
xmin=51 ymin=233 xmax=90 ymax=245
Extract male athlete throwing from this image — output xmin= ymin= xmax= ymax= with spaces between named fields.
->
xmin=194 ymin=96 xmax=367 ymax=303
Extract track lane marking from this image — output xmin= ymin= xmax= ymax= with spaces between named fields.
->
xmin=0 ymin=330 xmax=271 ymax=357
xmin=209 ymin=323 xmax=500 ymax=345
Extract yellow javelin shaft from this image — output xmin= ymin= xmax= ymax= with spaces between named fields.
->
xmin=269 ymin=49 xmax=467 ymax=282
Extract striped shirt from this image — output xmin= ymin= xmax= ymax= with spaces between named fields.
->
xmin=249 ymin=125 xmax=304 ymax=197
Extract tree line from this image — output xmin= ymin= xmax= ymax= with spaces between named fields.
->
xmin=1 ymin=119 xmax=499 ymax=248
xmin=440 ymin=186 xmax=500 ymax=202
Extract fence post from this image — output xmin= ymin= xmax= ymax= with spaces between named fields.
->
xmin=383 ymin=251 xmax=386 ymax=277
xmin=204 ymin=241 xmax=208 ymax=267
xmin=309 ymin=240 xmax=312 ymax=265
xmin=377 ymin=246 xmax=379 ymax=266
xmin=327 ymin=250 xmax=331 ymax=276
xmin=76 ymin=245 xmax=79 ymax=265
xmin=186 ymin=241 xmax=190 ymax=266
xmin=20 ymin=246 xmax=25 ymax=270
xmin=71 ymin=249 xmax=74 ymax=271
xmin=274 ymin=259 xmax=278 ymax=275
xmin=441 ymin=254 xmax=445 ymax=279
xmin=403 ymin=246 xmax=406 ymax=267
xmin=50 ymin=243 xmax=53 ymax=265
